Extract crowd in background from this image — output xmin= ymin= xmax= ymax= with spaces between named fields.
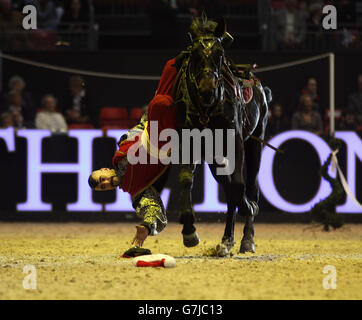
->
xmin=0 ymin=0 xmax=89 ymax=30
xmin=0 ymin=74 xmax=98 ymax=132
xmin=270 ymin=0 xmax=361 ymax=51
xmin=0 ymin=0 xmax=90 ymax=50
xmin=0 ymin=72 xmax=361 ymax=138
xmin=1 ymin=0 xmax=361 ymax=51
xmin=265 ymin=74 xmax=362 ymax=138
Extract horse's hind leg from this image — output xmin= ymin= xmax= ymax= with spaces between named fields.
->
xmin=178 ymin=163 xmax=200 ymax=247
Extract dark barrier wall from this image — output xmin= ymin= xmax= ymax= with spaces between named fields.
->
xmin=0 ymin=129 xmax=361 ymax=222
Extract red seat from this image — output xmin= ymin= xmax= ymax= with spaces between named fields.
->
xmin=68 ymin=123 xmax=94 ymax=129
xmin=128 ymin=107 xmax=143 ymax=127
xmin=100 ymin=107 xmax=128 ymax=127
xmin=101 ymin=123 xmax=131 ymax=135
xmin=130 ymin=107 xmax=143 ymax=120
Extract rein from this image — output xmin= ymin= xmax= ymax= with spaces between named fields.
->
xmin=176 ymin=54 xmax=225 ymax=127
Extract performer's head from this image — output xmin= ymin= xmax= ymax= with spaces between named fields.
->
xmin=88 ymin=168 xmax=119 ymax=191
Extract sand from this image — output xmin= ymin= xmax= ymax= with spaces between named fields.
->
xmin=0 ymin=222 xmax=361 ymax=300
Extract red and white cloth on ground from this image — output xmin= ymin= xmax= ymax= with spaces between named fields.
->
xmin=133 ymin=254 xmax=176 ymax=268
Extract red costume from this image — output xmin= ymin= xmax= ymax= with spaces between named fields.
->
xmin=112 ymin=58 xmax=178 ymax=200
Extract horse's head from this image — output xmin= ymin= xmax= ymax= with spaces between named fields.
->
xmin=188 ymin=17 xmax=228 ymax=107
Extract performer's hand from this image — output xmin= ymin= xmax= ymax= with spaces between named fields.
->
xmin=131 ymin=225 xmax=149 ymax=247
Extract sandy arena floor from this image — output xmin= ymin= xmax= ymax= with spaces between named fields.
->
xmin=0 ymin=222 xmax=361 ymax=300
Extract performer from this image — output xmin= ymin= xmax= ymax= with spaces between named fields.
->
xmin=88 ymin=56 xmax=180 ymax=247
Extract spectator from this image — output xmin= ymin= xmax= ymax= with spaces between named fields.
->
xmin=1 ymin=75 xmax=36 ymax=117
xmin=4 ymin=90 xmax=22 ymax=113
xmin=291 ymin=94 xmax=323 ymax=135
xmin=266 ymin=103 xmax=290 ymax=138
xmin=11 ymin=109 xmax=28 ymax=130
xmin=306 ymin=3 xmax=327 ymax=49
xmin=330 ymin=0 xmax=359 ymax=48
xmin=307 ymin=3 xmax=324 ymax=30
xmin=300 ymin=77 xmax=323 ymax=115
xmin=0 ymin=0 xmax=27 ymax=50
xmin=61 ymin=0 xmax=89 ymax=31
xmin=273 ymin=0 xmax=307 ymax=50
xmin=334 ymin=0 xmax=355 ymax=24
xmin=35 ymin=94 xmax=67 ymax=132
xmin=0 ymin=111 xmax=14 ymax=129
xmin=4 ymin=90 xmax=34 ymax=127
xmin=63 ymin=75 xmax=93 ymax=125
xmin=347 ymin=74 xmax=362 ymax=126
xmin=335 ymin=27 xmax=361 ymax=49
xmin=337 ymin=109 xmax=358 ymax=131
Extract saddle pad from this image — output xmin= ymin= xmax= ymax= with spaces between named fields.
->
xmin=243 ymin=87 xmax=253 ymax=104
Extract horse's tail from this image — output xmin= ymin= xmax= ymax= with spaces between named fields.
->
xmin=263 ymin=86 xmax=272 ymax=104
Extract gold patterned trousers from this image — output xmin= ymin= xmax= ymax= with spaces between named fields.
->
xmin=133 ymin=186 xmax=167 ymax=236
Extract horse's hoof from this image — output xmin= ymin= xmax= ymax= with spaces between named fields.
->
xmin=216 ymin=243 xmax=231 ymax=257
xmin=183 ymin=231 xmax=200 ymax=247
xmin=239 ymin=240 xmax=255 ymax=253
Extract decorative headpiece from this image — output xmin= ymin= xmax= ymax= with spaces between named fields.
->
xmin=189 ymin=13 xmax=234 ymax=48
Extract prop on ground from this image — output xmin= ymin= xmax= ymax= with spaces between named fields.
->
xmin=309 ymin=138 xmax=345 ymax=231
xmin=121 ymin=247 xmax=151 ymax=258
xmin=133 ymin=254 xmax=176 ymax=268
xmin=122 ymin=247 xmax=176 ymax=267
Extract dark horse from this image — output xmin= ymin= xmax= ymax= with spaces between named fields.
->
xmin=174 ymin=17 xmax=272 ymax=256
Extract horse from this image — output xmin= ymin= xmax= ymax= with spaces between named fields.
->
xmin=173 ymin=17 xmax=272 ymax=256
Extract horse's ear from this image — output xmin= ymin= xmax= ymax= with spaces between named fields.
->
xmin=201 ymin=11 xmax=208 ymax=25
xmin=187 ymin=32 xmax=193 ymax=44
xmin=190 ymin=17 xmax=201 ymax=38
xmin=214 ymin=18 xmax=226 ymax=38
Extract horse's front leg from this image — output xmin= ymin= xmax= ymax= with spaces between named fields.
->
xmin=208 ymin=163 xmax=236 ymax=256
xmin=216 ymin=201 xmax=237 ymax=257
xmin=239 ymin=104 xmax=267 ymax=253
xmin=178 ymin=163 xmax=200 ymax=247
xmin=240 ymin=215 xmax=255 ymax=253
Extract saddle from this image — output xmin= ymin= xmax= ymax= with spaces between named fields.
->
xmin=172 ymin=54 xmax=259 ymax=120
xmin=222 ymin=62 xmax=257 ymax=105
xmin=240 ymin=79 xmax=254 ymax=105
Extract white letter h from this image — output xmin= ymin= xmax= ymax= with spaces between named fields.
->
xmin=17 ymin=129 xmax=103 ymax=211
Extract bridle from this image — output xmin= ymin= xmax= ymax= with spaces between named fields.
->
xmin=184 ymin=36 xmax=225 ymax=124
xmin=190 ymin=36 xmax=224 ymax=88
